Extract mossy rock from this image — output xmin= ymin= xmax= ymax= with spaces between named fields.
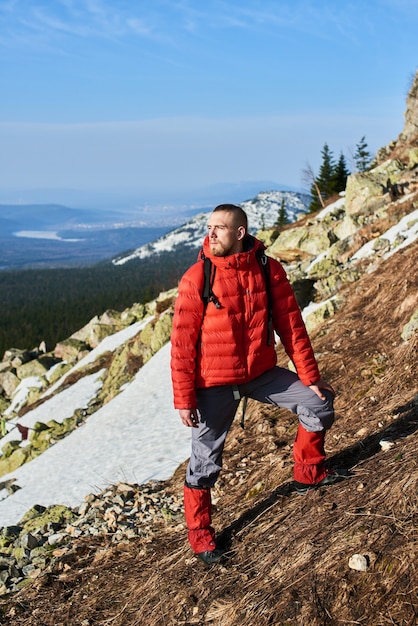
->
xmin=25 ymin=385 xmax=46 ymax=408
xmin=255 ymin=228 xmax=277 ymax=248
xmin=0 ymin=395 xmax=10 ymax=413
xmin=47 ymin=361 xmax=73 ymax=385
xmin=0 ymin=370 xmax=20 ymax=397
xmin=270 ymin=223 xmax=337 ymax=256
xmin=407 ymin=147 xmax=418 ymax=168
xmin=98 ymin=346 xmax=133 ymax=404
xmin=345 ymin=172 xmax=387 ymax=215
xmin=140 ymin=313 xmax=173 ymax=354
xmin=0 ymin=525 xmax=22 ymax=547
xmin=327 ymin=239 xmax=352 ymax=262
xmin=29 ymin=417 xmax=76 ymax=452
xmin=32 ymin=421 xmax=50 ymax=433
xmin=314 ymin=269 xmax=361 ymax=299
xmin=54 ymin=337 xmax=90 ymax=361
xmin=304 ymin=298 xmax=341 ymax=333
xmin=0 ymin=446 xmax=31 ymax=478
xmin=87 ymin=322 xmax=127 ymax=348
xmin=1 ymin=440 xmax=21 ymax=458
xmin=333 ymin=214 xmax=360 ymax=240
xmin=123 ymin=302 xmax=146 ymax=321
xmin=20 ymin=504 xmax=76 ymax=532
xmin=16 ymin=360 xmax=48 ymax=380
xmin=45 ymin=418 xmax=74 ymax=437
xmin=307 ymin=257 xmax=341 ymax=279
xmin=11 ymin=545 xmax=27 ymax=564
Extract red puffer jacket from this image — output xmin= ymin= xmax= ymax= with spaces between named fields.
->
xmin=170 ymin=235 xmax=320 ymax=409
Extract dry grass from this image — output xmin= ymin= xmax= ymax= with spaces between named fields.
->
xmin=0 ymin=243 xmax=417 ymax=626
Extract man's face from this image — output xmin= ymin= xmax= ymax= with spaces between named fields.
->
xmin=207 ymin=211 xmax=245 ymax=257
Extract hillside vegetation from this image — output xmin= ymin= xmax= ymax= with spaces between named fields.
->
xmin=0 ymin=248 xmax=196 ymax=357
xmin=0 ymin=72 xmax=417 ymax=625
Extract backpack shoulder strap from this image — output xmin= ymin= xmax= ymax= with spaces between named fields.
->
xmin=202 ymin=255 xmax=221 ymax=309
xmin=202 ymin=256 xmax=212 ymax=305
xmin=256 ymin=249 xmax=273 ymax=346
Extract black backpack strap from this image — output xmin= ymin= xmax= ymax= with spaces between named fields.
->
xmin=256 ymin=250 xmax=273 ymax=346
xmin=202 ymin=256 xmax=212 ymax=305
xmin=202 ymin=256 xmax=221 ymax=309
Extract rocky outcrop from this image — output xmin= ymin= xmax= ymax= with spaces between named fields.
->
xmin=397 ymin=71 xmax=418 ymax=148
xmin=0 ymin=480 xmax=182 ymax=595
xmin=269 ymin=220 xmax=338 ymax=256
xmin=71 ymin=309 xmax=134 ymax=349
xmin=263 ymin=70 xmax=418 ymax=333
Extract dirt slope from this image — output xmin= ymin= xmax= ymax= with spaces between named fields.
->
xmin=0 ymin=236 xmax=416 ymax=624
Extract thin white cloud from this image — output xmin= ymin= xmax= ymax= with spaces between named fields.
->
xmin=0 ymin=0 xmax=163 ymax=45
xmin=29 ymin=6 xmax=91 ymax=37
xmin=0 ymin=0 xmax=394 ymax=49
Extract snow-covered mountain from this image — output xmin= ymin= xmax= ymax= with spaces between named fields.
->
xmin=112 ymin=190 xmax=310 ymax=265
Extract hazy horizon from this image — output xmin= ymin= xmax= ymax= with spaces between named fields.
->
xmin=1 ymin=1 xmax=416 ymax=207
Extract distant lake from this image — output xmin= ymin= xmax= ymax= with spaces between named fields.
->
xmin=14 ymin=230 xmax=84 ymax=242
xmin=1 ymin=225 xmax=173 ymax=270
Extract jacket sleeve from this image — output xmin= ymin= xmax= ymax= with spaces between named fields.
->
xmin=170 ymin=266 xmax=205 ymax=409
xmin=270 ymin=259 xmax=320 ymax=386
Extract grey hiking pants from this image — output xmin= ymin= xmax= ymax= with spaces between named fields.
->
xmin=185 ymin=366 xmax=334 ymax=488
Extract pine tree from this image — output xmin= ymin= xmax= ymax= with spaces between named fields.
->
xmin=354 ymin=135 xmax=372 ymax=172
xmin=275 ymin=198 xmax=289 ymax=228
xmin=308 ymin=143 xmax=336 ymax=211
xmin=332 ymin=152 xmax=350 ymax=193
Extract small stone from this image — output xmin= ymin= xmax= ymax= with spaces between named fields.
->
xmin=355 ymin=427 xmax=368 ymax=437
xmin=52 ymin=547 xmax=70 ymax=558
xmin=379 ymin=439 xmax=395 ymax=451
xmin=47 ymin=533 xmax=66 ymax=546
xmin=21 ymin=563 xmax=42 ymax=578
xmin=78 ymin=502 xmax=90 ymax=516
xmin=348 ymin=554 xmax=369 ymax=571
xmin=18 ymin=533 xmax=39 ymax=550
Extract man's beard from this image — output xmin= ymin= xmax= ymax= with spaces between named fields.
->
xmin=210 ymin=241 xmax=232 ymax=257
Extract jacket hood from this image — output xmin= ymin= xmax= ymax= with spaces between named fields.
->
xmin=200 ymin=234 xmax=266 ymax=269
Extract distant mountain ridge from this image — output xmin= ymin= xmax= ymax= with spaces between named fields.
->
xmin=0 ymin=204 xmax=120 ymax=234
xmin=0 ymin=203 xmax=184 ymax=269
xmin=112 ymin=190 xmax=310 ymax=265
xmin=0 ymin=188 xmax=306 ymax=269
xmin=0 ymin=179 xmax=294 ymax=210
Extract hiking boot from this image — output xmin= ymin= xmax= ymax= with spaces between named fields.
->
xmin=195 ymin=548 xmax=225 ymax=565
xmin=294 ymin=468 xmax=352 ymax=494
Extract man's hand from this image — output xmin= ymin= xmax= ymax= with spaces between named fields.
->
xmin=179 ymin=409 xmax=200 ymax=428
xmin=309 ymin=377 xmax=335 ymax=401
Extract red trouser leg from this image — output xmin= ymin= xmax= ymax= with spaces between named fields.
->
xmin=183 ymin=485 xmax=216 ymax=553
xmin=293 ymin=424 xmax=328 ymax=484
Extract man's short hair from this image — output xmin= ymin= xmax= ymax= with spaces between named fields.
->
xmin=213 ymin=204 xmax=248 ymax=232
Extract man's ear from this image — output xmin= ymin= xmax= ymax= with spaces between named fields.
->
xmin=237 ymin=226 xmax=245 ymax=240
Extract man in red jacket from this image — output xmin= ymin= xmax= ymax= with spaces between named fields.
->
xmin=171 ymin=204 xmax=348 ymax=565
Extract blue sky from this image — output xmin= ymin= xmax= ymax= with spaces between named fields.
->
xmin=0 ymin=0 xmax=417 ymax=207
